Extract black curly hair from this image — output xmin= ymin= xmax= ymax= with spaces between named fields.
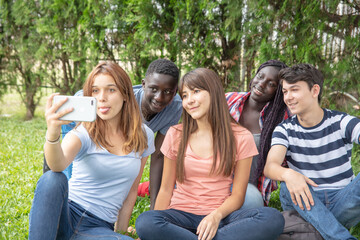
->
xmin=145 ymin=59 xmax=179 ymax=83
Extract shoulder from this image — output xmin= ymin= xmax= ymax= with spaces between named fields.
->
xmin=132 ymin=84 xmax=143 ymax=96
xmin=160 ymin=94 xmax=182 ymax=116
xmin=231 ymin=123 xmax=251 ymax=136
xmin=168 ymin=124 xmax=183 ymax=136
xmin=142 ymin=124 xmax=155 ymax=137
xmin=225 ymin=92 xmax=248 ymax=103
xmin=169 ymin=94 xmax=182 ymax=109
xmin=230 ymin=123 xmax=254 ymax=142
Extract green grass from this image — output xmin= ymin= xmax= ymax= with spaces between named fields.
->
xmin=1 ymin=92 xmax=360 ymax=239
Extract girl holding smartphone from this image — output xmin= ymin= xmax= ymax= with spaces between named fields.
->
xmin=29 ymin=62 xmax=155 ymax=240
xmin=136 ymin=68 xmax=284 ymax=240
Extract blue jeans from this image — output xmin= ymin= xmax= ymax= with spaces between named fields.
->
xmin=280 ymin=173 xmax=360 ymax=240
xmin=29 ymin=171 xmax=133 ymax=240
xmin=242 ymin=183 xmax=264 ymax=209
xmin=136 ymin=207 xmax=284 ymax=240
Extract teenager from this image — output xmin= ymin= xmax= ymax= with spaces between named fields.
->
xmin=136 ymin=68 xmax=285 ymax=240
xmin=264 ymin=63 xmax=360 ymax=240
xmin=43 ymin=59 xmax=182 ymax=209
xmin=226 ymin=60 xmax=289 ymax=206
xmin=29 ymin=62 xmax=155 ymax=240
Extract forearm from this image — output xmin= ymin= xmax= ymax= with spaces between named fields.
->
xmin=149 ymin=152 xmax=164 ymax=209
xmin=44 ymin=139 xmax=68 ymax=172
xmin=115 ymin=187 xmax=137 ymax=232
xmin=211 ymin=194 xmax=244 ymax=221
xmin=264 ymin=161 xmax=293 ymax=182
xmin=154 ymin=188 xmax=172 ymax=210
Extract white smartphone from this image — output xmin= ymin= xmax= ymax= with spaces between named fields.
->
xmin=53 ymin=95 xmax=97 ymax=122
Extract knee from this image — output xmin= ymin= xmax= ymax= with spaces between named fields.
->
xmin=37 ymin=171 xmax=68 ymax=193
xmin=136 ymin=211 xmax=160 ymax=236
xmin=241 ymin=183 xmax=264 ymax=210
xmin=259 ymin=207 xmax=285 ymax=236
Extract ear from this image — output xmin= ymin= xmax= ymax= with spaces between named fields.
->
xmin=141 ymin=79 xmax=145 ymax=88
xmin=311 ymin=84 xmax=320 ymax=99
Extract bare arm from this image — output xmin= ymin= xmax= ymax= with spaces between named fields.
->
xmin=197 ymin=157 xmax=252 ymax=240
xmin=154 ymin=156 xmax=176 ymax=210
xmin=115 ymin=156 xmax=147 ymax=232
xmin=264 ymin=145 xmax=318 ymax=210
xmin=44 ymin=93 xmax=81 ymax=172
xmin=149 ymin=133 xmax=166 ymax=209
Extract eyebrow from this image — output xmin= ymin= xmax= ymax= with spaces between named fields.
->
xmin=283 ymin=84 xmax=300 ymax=90
xmin=92 ymin=84 xmax=117 ymax=88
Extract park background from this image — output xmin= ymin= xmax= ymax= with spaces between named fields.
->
xmin=1 ymin=0 xmax=360 ymax=239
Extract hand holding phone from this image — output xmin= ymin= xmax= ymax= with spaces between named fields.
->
xmin=53 ymin=95 xmax=97 ymax=122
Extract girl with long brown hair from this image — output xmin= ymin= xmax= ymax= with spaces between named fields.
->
xmin=136 ymin=68 xmax=284 ymax=240
xmin=29 ymin=62 xmax=155 ymax=240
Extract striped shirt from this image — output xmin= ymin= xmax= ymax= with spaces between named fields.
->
xmin=272 ymin=109 xmax=360 ymax=190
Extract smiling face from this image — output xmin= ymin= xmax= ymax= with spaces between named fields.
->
xmin=249 ymin=66 xmax=280 ymax=104
xmin=91 ymin=74 xmax=124 ymax=121
xmin=141 ymin=73 xmax=178 ymax=115
xmin=181 ymin=85 xmax=211 ymax=122
xmin=282 ymin=80 xmax=320 ymax=115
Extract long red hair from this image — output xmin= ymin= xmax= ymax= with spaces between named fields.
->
xmin=82 ymin=61 xmax=147 ymax=154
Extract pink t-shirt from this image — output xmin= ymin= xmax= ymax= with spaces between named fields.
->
xmin=160 ymin=123 xmax=258 ymax=215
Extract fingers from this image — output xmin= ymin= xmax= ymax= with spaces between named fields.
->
xmin=304 ymin=187 xmax=314 ymax=208
xmin=305 ymin=176 xmax=319 ymax=187
xmin=290 ymin=186 xmax=314 ymax=210
xmin=46 ymin=93 xmax=59 ymax=111
xmin=197 ymin=221 xmax=216 ymax=240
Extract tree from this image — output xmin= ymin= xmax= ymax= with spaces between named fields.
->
xmin=0 ymin=0 xmax=45 ymax=120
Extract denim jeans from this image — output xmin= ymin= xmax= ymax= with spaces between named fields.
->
xmin=136 ymin=207 xmax=284 ymax=240
xmin=280 ymin=173 xmax=360 ymax=240
xmin=242 ymin=183 xmax=264 ymax=209
xmin=29 ymin=171 xmax=133 ymax=240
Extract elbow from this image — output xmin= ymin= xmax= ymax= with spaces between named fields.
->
xmin=263 ymin=164 xmax=270 ymax=178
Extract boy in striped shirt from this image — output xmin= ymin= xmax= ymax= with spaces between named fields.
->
xmin=264 ymin=63 xmax=360 ymax=240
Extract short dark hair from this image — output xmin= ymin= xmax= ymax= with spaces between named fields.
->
xmin=145 ymin=59 xmax=179 ymax=83
xmin=279 ymin=63 xmax=324 ymax=102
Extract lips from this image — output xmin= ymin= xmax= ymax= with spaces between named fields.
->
xmin=151 ymin=101 xmax=164 ymax=110
xmin=253 ymin=86 xmax=264 ymax=96
xmin=287 ymin=102 xmax=297 ymax=108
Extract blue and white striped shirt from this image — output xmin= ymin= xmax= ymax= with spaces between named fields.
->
xmin=272 ymin=109 xmax=360 ymax=191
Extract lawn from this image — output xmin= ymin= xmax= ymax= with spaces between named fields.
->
xmin=0 ymin=92 xmax=359 ymax=239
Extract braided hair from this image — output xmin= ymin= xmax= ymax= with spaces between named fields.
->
xmin=251 ymin=60 xmax=288 ymax=183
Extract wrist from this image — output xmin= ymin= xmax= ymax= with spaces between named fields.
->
xmin=281 ymin=168 xmax=293 ymax=182
xmin=45 ymin=131 xmax=61 ymax=144
xmin=210 ymin=209 xmax=223 ymax=221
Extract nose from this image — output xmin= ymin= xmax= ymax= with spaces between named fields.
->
xmin=258 ymin=79 xmax=267 ymax=88
xmin=186 ymin=93 xmax=195 ymax=104
xmin=284 ymin=91 xmax=292 ymax=102
xmin=154 ymin=91 xmax=164 ymax=102
xmin=98 ymin=90 xmax=107 ymax=102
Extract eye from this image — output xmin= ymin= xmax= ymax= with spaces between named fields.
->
xmin=194 ymin=89 xmax=200 ymax=94
xmin=151 ymin=88 xmax=157 ymax=92
xmin=269 ymin=82 xmax=277 ymax=88
xmin=257 ymin=73 xmax=264 ymax=79
xmin=182 ymin=94 xmax=187 ymax=99
xmin=164 ymin=89 xmax=172 ymax=95
xmin=92 ymin=89 xmax=98 ymax=93
xmin=109 ymin=88 xmax=116 ymax=92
